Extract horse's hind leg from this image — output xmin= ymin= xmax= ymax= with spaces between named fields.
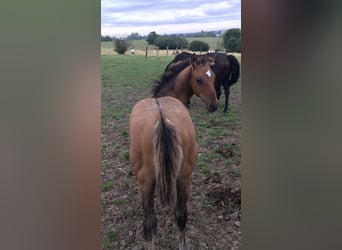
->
xmin=223 ymin=83 xmax=230 ymax=112
xmin=215 ymin=80 xmax=222 ymax=100
xmin=174 ymin=179 xmax=190 ymax=250
xmin=139 ymin=177 xmax=157 ymax=250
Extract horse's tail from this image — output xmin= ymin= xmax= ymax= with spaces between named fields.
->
xmin=153 ymin=99 xmax=183 ymax=206
xmin=227 ymin=55 xmax=240 ymax=85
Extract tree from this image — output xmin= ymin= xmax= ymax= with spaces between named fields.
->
xmin=113 ymin=38 xmax=130 ymax=54
xmin=188 ymin=40 xmax=209 ymax=52
xmin=153 ymin=36 xmax=188 ymax=50
xmin=146 ymin=31 xmax=159 ymax=45
xmin=128 ymin=32 xmax=142 ymax=40
xmin=101 ymin=35 xmax=113 ymax=42
xmin=226 ymin=38 xmax=240 ymax=52
xmin=223 ymin=28 xmax=241 ymax=52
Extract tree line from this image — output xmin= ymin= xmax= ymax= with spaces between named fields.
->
xmin=102 ymin=28 xmax=241 ymax=54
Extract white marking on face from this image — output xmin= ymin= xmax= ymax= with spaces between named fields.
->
xmin=206 ymin=70 xmax=211 ymax=78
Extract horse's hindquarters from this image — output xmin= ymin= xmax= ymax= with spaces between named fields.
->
xmin=129 ymin=97 xmax=196 ymax=173
xmin=129 ymin=96 xmax=197 ymax=250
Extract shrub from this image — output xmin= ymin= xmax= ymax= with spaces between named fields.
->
xmin=154 ymin=36 xmax=188 ymax=50
xmin=113 ymin=38 xmax=130 ymax=54
xmin=188 ymin=40 xmax=209 ymax=52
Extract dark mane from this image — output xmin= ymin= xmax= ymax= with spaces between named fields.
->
xmin=152 ymin=58 xmax=190 ymax=97
xmin=164 ymin=52 xmax=192 ymax=71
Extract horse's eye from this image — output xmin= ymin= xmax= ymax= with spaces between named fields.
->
xmin=196 ymin=78 xmax=203 ymax=84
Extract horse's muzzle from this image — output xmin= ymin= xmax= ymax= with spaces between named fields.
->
xmin=208 ymin=102 xmax=218 ymax=112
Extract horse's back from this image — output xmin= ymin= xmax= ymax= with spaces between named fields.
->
xmin=211 ymin=53 xmax=230 ymax=75
xmin=130 ymin=96 xmax=193 ymax=127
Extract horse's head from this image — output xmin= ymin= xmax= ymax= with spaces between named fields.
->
xmin=190 ymin=54 xmax=218 ymax=112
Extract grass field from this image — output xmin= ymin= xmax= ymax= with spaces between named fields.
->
xmin=101 ymin=36 xmax=225 ymax=56
xmin=101 ymin=53 xmax=241 ymax=249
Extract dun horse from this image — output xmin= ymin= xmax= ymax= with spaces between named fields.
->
xmin=165 ymin=51 xmax=240 ymax=112
xmin=129 ymin=54 xmax=217 ymax=250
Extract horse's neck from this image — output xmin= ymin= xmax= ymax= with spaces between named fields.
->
xmin=157 ymin=67 xmax=193 ymax=106
xmin=171 ymin=67 xmax=193 ymax=105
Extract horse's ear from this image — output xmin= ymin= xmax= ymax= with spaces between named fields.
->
xmin=190 ymin=53 xmax=198 ymax=67
xmin=209 ymin=57 xmax=215 ymax=66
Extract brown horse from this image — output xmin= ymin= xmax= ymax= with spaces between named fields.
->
xmin=164 ymin=52 xmax=240 ymax=112
xmin=152 ymin=53 xmax=218 ymax=112
xmin=130 ymin=54 xmax=218 ymax=249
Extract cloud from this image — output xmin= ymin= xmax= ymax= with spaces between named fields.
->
xmin=101 ymin=0 xmax=241 ymax=37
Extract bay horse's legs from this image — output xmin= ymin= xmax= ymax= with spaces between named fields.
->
xmin=223 ymin=83 xmax=230 ymax=112
xmin=214 ymin=80 xmax=222 ymax=100
xmin=140 ymin=177 xmax=157 ymax=250
xmin=175 ymin=179 xmax=190 ymax=250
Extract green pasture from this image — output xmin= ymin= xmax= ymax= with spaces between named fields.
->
xmin=185 ymin=36 xmax=224 ymax=50
xmin=102 ymin=36 xmax=225 ymax=55
xmin=102 ymin=53 xmax=241 ymax=176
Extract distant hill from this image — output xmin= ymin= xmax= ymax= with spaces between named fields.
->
xmin=162 ymin=30 xmax=224 ymax=37
xmin=101 ymin=30 xmax=225 ymax=41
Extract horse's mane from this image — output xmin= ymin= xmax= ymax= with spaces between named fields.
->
xmin=164 ymin=52 xmax=192 ymax=71
xmin=152 ymin=58 xmax=190 ymax=97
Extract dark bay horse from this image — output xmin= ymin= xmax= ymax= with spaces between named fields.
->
xmin=153 ymin=53 xmax=218 ymax=112
xmin=130 ymin=54 xmax=218 ymax=249
xmin=165 ymin=51 xmax=240 ymax=112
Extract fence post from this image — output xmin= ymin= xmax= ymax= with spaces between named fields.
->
xmin=145 ymin=46 xmax=148 ymax=58
xmin=166 ymin=46 xmax=169 ymax=57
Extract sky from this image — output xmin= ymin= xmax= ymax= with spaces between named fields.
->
xmin=101 ymin=0 xmax=241 ymax=37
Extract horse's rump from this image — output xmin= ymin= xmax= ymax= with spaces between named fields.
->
xmin=129 ymin=97 xmax=196 ymax=205
xmin=226 ymin=55 xmax=240 ymax=85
